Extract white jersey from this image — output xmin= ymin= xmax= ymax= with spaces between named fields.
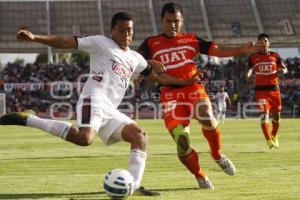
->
xmin=216 ymin=91 xmax=229 ymax=106
xmin=77 ymin=35 xmax=148 ymax=108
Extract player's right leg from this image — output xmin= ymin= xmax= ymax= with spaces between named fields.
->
xmin=194 ymin=99 xmax=236 ymax=176
xmin=0 ymin=110 xmax=34 ymax=126
xmin=0 ymin=110 xmax=97 ymax=146
xmin=104 ymin=113 xmax=159 ymax=196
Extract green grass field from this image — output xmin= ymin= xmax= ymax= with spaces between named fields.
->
xmin=0 ymin=119 xmax=299 ymax=200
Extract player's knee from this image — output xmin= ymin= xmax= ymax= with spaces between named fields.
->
xmin=201 ymin=118 xmax=218 ymax=130
xmin=260 ymin=113 xmax=269 ymax=124
xmin=177 ymin=135 xmax=189 ymax=152
xmin=77 ymin=130 xmax=95 ymax=146
xmin=173 ymin=125 xmax=190 ymax=153
xmin=132 ymin=130 xmax=148 ymax=150
xmin=272 ymin=112 xmax=280 ymax=121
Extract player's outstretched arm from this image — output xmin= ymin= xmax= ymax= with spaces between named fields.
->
xmin=278 ymin=63 xmax=288 ymax=77
xmin=226 ymin=95 xmax=232 ymax=108
xmin=209 ymin=41 xmax=260 ymax=58
xmin=245 ymin=68 xmax=254 ymax=83
xmin=16 ymin=29 xmax=77 ymax=49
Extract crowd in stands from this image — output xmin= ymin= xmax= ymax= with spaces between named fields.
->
xmin=0 ymin=56 xmax=299 ymax=117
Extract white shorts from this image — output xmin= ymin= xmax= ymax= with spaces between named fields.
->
xmin=76 ymin=96 xmax=134 ymax=145
xmin=218 ymin=103 xmax=226 ymax=112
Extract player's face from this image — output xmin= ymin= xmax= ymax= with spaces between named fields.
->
xmin=258 ymin=37 xmax=270 ymax=53
xmin=111 ymin=20 xmax=134 ymax=50
xmin=161 ymin=11 xmax=183 ymax=37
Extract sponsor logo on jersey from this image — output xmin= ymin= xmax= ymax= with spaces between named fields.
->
xmin=255 ymin=62 xmax=275 ymax=72
xmin=254 ymin=62 xmax=277 ymax=75
xmin=159 ymin=50 xmax=187 ymax=64
xmin=111 ymin=55 xmax=134 ymax=80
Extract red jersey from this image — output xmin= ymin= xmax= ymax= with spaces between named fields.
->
xmin=248 ymin=51 xmax=283 ymax=86
xmin=138 ymin=33 xmax=215 ymax=80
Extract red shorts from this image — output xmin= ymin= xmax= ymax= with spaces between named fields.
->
xmin=160 ymin=83 xmax=209 ymax=130
xmin=255 ymin=90 xmax=282 ymax=113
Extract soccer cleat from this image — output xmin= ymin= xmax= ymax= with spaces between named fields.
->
xmin=197 ymin=176 xmax=214 ymax=190
xmin=267 ymin=139 xmax=276 ymax=149
xmin=134 ymin=186 xmax=161 ymax=196
xmin=271 ymin=136 xmax=279 ymax=148
xmin=215 ymin=154 xmax=236 ymax=176
xmin=0 ymin=110 xmax=35 ymax=126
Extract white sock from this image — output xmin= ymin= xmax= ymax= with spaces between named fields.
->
xmin=26 ymin=116 xmax=72 ymax=139
xmin=128 ymin=149 xmax=147 ymax=191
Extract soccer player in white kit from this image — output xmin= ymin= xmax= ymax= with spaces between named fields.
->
xmin=0 ymin=12 xmax=198 ymax=196
xmin=215 ymin=86 xmax=231 ymax=122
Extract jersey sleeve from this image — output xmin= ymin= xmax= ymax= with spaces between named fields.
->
xmin=137 ymin=38 xmax=151 ymax=59
xmin=76 ymin=35 xmax=104 ymax=54
xmin=276 ymin=53 xmax=284 ymax=66
xmin=196 ymin=36 xmax=214 ymax=55
xmin=247 ymin=54 xmax=254 ymax=69
xmin=133 ymin=51 xmax=148 ymax=74
xmin=225 ymin=92 xmax=229 ymax=98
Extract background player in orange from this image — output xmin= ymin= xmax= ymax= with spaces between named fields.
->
xmin=246 ymin=33 xmax=287 ymax=149
xmin=138 ymin=2 xmax=259 ymax=189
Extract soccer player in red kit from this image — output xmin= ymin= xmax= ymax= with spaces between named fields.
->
xmin=138 ymin=2 xmax=259 ymax=189
xmin=246 ymin=33 xmax=287 ymax=149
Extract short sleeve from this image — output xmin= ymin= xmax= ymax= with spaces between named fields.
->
xmin=196 ymin=36 xmax=214 ymax=55
xmin=247 ymin=55 xmax=254 ymax=69
xmin=137 ymin=38 xmax=151 ymax=59
xmin=76 ymin=35 xmax=104 ymax=54
xmin=276 ymin=53 xmax=284 ymax=66
xmin=133 ymin=51 xmax=148 ymax=74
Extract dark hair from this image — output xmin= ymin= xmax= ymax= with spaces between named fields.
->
xmin=111 ymin=12 xmax=133 ymax=29
xmin=258 ymin=33 xmax=269 ymax=40
xmin=161 ymin=2 xmax=183 ymax=18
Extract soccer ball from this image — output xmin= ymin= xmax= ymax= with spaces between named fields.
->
xmin=103 ymin=169 xmax=134 ymax=199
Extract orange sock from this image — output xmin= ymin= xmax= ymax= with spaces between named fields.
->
xmin=178 ymin=149 xmax=206 ymax=179
xmin=202 ymin=128 xmax=221 ymax=160
xmin=261 ymin=123 xmax=271 ymax=140
xmin=271 ymin=120 xmax=280 ymax=137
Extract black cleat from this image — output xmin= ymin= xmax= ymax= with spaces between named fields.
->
xmin=0 ymin=110 xmax=35 ymax=126
xmin=134 ymin=186 xmax=161 ymax=196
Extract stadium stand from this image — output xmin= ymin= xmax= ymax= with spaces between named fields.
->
xmin=0 ymin=0 xmax=299 ymax=118
xmin=0 ymin=0 xmax=300 ymax=52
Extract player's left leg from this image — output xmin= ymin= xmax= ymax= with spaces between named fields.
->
xmin=270 ymin=91 xmax=282 ymax=148
xmin=221 ymin=106 xmax=227 ymax=121
xmin=170 ymin=125 xmax=214 ymax=189
xmin=194 ymin=99 xmax=236 ymax=176
xmin=271 ymin=112 xmax=280 ymax=148
xmin=121 ymin=123 xmax=160 ymax=196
